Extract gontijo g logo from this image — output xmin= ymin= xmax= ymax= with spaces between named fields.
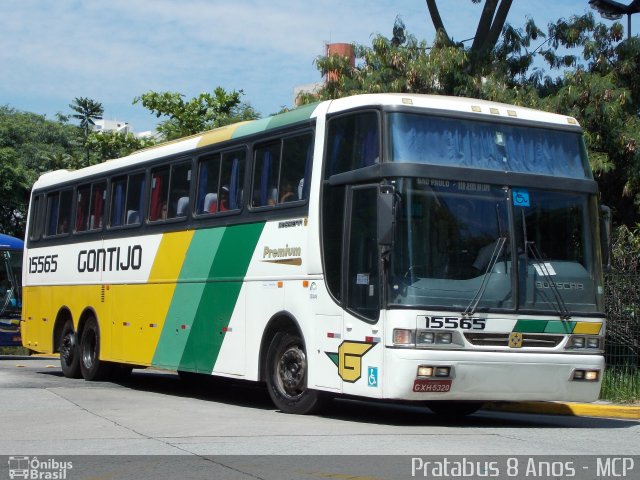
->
xmin=8 ymin=456 xmax=73 ymax=479
xmin=325 ymin=341 xmax=376 ymax=383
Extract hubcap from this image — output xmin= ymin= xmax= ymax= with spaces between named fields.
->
xmin=82 ymin=330 xmax=97 ymax=369
xmin=277 ymin=345 xmax=306 ymax=399
xmin=60 ymin=332 xmax=76 ymax=364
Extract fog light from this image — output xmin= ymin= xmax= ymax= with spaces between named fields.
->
xmin=573 ymin=370 xmax=585 ymax=380
xmin=435 ymin=332 xmax=452 ymax=344
xmin=571 ymin=336 xmax=585 ymax=348
xmin=417 ymin=331 xmax=434 ymax=345
xmin=586 ymin=338 xmax=600 ymax=349
xmin=393 ymin=329 xmax=414 ymax=345
xmin=417 ymin=366 xmax=433 ymax=377
xmin=585 ymin=370 xmax=599 ymax=381
xmin=435 ymin=366 xmax=451 ymax=377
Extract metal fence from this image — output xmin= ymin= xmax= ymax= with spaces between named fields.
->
xmin=602 ymin=272 xmax=640 ymax=400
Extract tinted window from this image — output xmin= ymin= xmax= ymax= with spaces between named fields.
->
xmin=252 ymin=132 xmax=313 ymax=207
xmin=325 ymin=112 xmax=379 ymax=178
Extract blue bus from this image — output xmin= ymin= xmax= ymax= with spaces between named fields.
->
xmin=0 ymin=233 xmax=23 ymax=347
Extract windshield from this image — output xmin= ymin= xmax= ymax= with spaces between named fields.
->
xmin=0 ymin=249 xmax=22 ymax=317
xmin=388 ymin=179 xmax=603 ymax=315
xmin=389 ymin=113 xmax=592 ymax=179
xmin=390 ymin=179 xmax=513 ymax=311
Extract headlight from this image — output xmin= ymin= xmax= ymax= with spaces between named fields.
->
xmin=393 ymin=329 xmax=415 ymax=346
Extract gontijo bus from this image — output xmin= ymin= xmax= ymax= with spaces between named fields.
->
xmin=22 ymin=94 xmax=606 ymax=415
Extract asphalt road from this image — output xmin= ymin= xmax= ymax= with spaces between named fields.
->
xmin=1 ymin=356 xmax=637 ymax=457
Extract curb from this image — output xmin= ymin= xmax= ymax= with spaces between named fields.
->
xmin=484 ymin=401 xmax=640 ymax=420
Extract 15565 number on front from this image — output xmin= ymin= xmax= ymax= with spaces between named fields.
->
xmin=419 ymin=316 xmax=486 ymax=330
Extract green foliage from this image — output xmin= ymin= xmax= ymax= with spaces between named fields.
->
xmin=133 ymin=87 xmax=259 ymax=141
xmin=85 ymin=130 xmax=156 ymax=163
xmin=0 ymin=106 xmax=82 ymax=237
xmin=611 ymin=224 xmax=640 ymax=273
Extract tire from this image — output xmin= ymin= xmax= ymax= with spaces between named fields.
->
xmin=59 ymin=319 xmax=81 ymax=378
xmin=426 ymin=401 xmax=484 ymax=417
xmin=79 ymin=317 xmax=112 ymax=381
xmin=265 ymin=331 xmax=325 ymax=414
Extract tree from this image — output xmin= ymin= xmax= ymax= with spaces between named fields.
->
xmin=133 ymin=87 xmax=259 ymax=141
xmin=300 ymin=14 xmax=640 ymax=228
xmin=426 ymin=0 xmax=514 ymax=72
xmin=69 ymin=97 xmax=104 ymax=166
xmin=85 ymin=130 xmax=156 ymax=162
xmin=0 ymin=106 xmax=81 ymax=236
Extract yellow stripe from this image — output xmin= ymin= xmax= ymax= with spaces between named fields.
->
xmin=573 ymin=322 xmax=602 ymax=335
xmin=148 ymin=230 xmax=194 ymax=282
xmin=196 ymin=122 xmax=248 ymax=148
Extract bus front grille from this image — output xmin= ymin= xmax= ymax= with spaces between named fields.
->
xmin=464 ymin=333 xmax=564 ymax=348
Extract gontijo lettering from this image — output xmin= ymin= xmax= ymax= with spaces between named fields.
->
xmin=78 ymin=245 xmax=142 ymax=272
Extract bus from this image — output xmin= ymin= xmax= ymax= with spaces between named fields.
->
xmin=0 ymin=233 xmax=23 ymax=347
xmin=21 ymin=94 xmax=606 ymax=415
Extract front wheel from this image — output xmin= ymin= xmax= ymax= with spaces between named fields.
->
xmin=79 ymin=317 xmax=112 ymax=381
xmin=265 ymin=332 xmax=325 ymax=414
xmin=59 ymin=319 xmax=81 ymax=378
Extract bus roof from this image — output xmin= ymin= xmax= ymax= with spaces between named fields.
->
xmin=32 ymin=93 xmax=581 ymax=191
xmin=0 ymin=233 xmax=24 ymax=250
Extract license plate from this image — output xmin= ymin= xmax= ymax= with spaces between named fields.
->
xmin=413 ymin=379 xmax=452 ymax=393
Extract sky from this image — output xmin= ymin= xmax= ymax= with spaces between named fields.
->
xmin=0 ymin=0 xmax=607 ymax=133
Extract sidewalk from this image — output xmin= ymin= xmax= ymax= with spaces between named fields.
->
xmin=484 ymin=401 xmax=640 ymax=420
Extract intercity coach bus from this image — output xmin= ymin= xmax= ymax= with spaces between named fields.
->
xmin=0 ymin=233 xmax=23 ymax=347
xmin=22 ymin=94 xmax=606 ymax=415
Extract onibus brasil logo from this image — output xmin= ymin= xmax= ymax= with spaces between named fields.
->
xmin=325 ymin=341 xmax=376 ymax=383
xmin=8 ymin=456 xmax=73 ymax=480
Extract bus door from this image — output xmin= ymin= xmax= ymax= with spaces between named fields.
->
xmin=340 ymin=184 xmax=384 ymax=398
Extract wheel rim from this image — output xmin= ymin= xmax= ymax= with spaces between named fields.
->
xmin=276 ymin=345 xmax=306 ymax=399
xmin=82 ymin=329 xmax=97 ymax=370
xmin=60 ymin=331 xmax=76 ymax=365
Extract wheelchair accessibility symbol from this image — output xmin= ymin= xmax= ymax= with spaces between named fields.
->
xmin=368 ymin=367 xmax=378 ymax=387
xmin=512 ymin=188 xmax=530 ymax=207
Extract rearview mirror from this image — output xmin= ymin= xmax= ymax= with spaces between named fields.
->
xmin=377 ymin=184 xmax=395 ymax=247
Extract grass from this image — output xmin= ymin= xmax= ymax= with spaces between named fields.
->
xmin=599 ymin=367 xmax=640 ymax=404
xmin=0 ymin=346 xmax=31 ymax=356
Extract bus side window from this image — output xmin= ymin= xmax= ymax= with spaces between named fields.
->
xmin=221 ymin=148 xmax=245 ymax=211
xmin=110 ymin=177 xmax=127 ymax=227
xmin=89 ymin=182 xmax=106 ymax=230
xmin=45 ymin=190 xmax=72 ymax=236
xmin=75 ymin=185 xmax=91 ymax=232
xmin=125 ymin=173 xmax=145 ymax=225
xmin=28 ymin=196 xmax=42 ymax=241
xmin=58 ymin=190 xmax=73 ymax=235
xmin=149 ymin=167 xmax=169 ymax=221
xmin=167 ymin=162 xmax=191 ymax=219
xmin=252 ymin=142 xmax=280 ymax=207
xmin=196 ymin=154 xmax=221 ymax=214
xmin=280 ymin=133 xmax=313 ymax=203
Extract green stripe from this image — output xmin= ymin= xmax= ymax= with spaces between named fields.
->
xmin=152 ymin=223 xmax=265 ymax=372
xmin=544 ymin=321 xmax=576 ymax=334
xmin=513 ymin=319 xmax=548 ymax=333
xmin=231 ymin=103 xmax=317 ymax=139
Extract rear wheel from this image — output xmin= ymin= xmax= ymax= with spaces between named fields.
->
xmin=265 ymin=331 xmax=325 ymax=414
xmin=426 ymin=401 xmax=484 ymax=417
xmin=59 ymin=319 xmax=81 ymax=378
xmin=79 ymin=317 xmax=112 ymax=381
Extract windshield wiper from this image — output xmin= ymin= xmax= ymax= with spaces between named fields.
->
xmin=462 ymin=235 xmax=507 ymax=317
xmin=520 ymin=211 xmax=571 ymax=320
